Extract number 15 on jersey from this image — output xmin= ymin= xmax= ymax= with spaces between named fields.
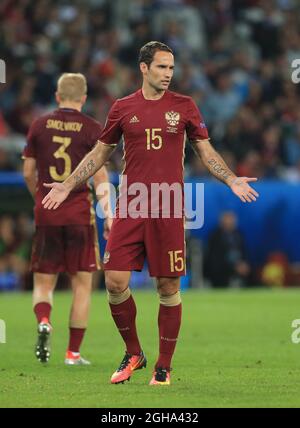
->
xmin=146 ymin=128 xmax=163 ymax=151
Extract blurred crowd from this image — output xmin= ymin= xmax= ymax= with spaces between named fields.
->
xmin=0 ymin=0 xmax=300 ymax=178
xmin=0 ymin=213 xmax=33 ymax=289
xmin=203 ymin=211 xmax=300 ymax=288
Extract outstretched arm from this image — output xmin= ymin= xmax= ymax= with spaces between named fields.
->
xmin=191 ymin=139 xmax=259 ymax=203
xmin=42 ymin=142 xmax=115 ymax=210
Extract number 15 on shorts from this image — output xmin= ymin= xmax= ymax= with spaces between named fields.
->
xmin=168 ymin=250 xmax=185 ymax=273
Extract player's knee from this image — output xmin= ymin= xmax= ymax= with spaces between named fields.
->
xmin=34 ymin=274 xmax=56 ymax=294
xmin=72 ymin=283 xmax=92 ymax=296
xmin=71 ymin=272 xmax=92 ymax=290
xmin=157 ymin=277 xmax=180 ymax=296
xmin=105 ymin=272 xmax=128 ymax=294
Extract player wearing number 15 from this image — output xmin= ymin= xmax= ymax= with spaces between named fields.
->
xmin=23 ymin=73 xmax=112 ymax=365
xmin=42 ymin=42 xmax=259 ymax=385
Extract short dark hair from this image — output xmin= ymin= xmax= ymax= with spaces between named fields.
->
xmin=138 ymin=41 xmax=173 ymax=67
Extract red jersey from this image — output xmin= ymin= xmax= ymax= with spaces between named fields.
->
xmin=99 ymin=89 xmax=209 ymax=216
xmin=23 ymin=108 xmax=102 ymax=226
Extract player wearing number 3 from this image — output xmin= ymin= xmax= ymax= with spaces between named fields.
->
xmin=23 ymin=73 xmax=113 ymax=365
xmin=42 ymin=42 xmax=259 ymax=385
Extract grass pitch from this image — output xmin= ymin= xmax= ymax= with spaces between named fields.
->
xmin=0 ymin=288 xmax=300 ymax=408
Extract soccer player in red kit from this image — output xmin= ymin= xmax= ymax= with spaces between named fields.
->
xmin=23 ymin=73 xmax=113 ymax=365
xmin=42 ymin=43 xmax=259 ymax=384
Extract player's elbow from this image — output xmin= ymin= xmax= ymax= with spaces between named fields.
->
xmin=23 ymin=168 xmax=35 ymax=181
xmin=95 ymin=140 xmax=115 ymax=162
xmin=95 ymin=165 xmax=108 ymax=181
xmin=23 ymin=159 xmax=36 ymax=179
xmin=200 ymin=143 xmax=215 ymax=163
xmin=23 ymin=168 xmax=36 ymax=181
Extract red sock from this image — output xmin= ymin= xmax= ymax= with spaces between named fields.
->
xmin=68 ymin=328 xmax=86 ymax=353
xmin=34 ymin=302 xmax=52 ymax=324
xmin=156 ymin=303 xmax=182 ymax=370
xmin=109 ymin=295 xmax=142 ymax=355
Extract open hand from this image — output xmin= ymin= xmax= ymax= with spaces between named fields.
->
xmin=42 ymin=182 xmax=70 ymax=210
xmin=230 ymin=177 xmax=259 ymax=203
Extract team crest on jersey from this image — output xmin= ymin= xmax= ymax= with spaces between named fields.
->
xmin=103 ymin=251 xmax=110 ymax=264
xmin=165 ymin=111 xmax=180 ymax=127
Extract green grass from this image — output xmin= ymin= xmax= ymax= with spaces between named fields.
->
xmin=0 ymin=288 xmax=300 ymax=408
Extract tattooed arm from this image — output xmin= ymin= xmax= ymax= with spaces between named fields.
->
xmin=42 ymin=142 xmax=115 ymax=210
xmin=191 ymin=139 xmax=236 ymax=185
xmin=191 ymin=139 xmax=259 ymax=203
xmin=68 ymin=142 xmax=115 ymax=190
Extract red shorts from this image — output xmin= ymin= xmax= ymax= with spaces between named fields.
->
xmin=103 ymin=217 xmax=186 ymax=277
xmin=31 ymin=225 xmax=101 ymax=275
